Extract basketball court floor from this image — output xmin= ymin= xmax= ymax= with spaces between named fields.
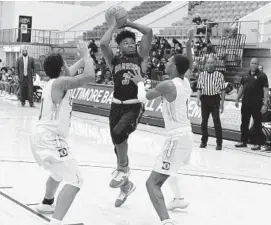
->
xmin=0 ymin=98 xmax=271 ymax=225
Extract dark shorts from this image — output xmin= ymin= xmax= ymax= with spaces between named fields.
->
xmin=109 ymin=102 xmax=144 ymax=145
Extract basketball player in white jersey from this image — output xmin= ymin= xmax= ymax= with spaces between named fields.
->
xmin=31 ymin=41 xmax=95 ymax=225
xmin=128 ymin=31 xmax=193 ymax=225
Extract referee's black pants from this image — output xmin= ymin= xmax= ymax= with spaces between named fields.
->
xmin=200 ymin=94 xmax=222 ymax=145
xmin=240 ymin=102 xmax=263 ymax=145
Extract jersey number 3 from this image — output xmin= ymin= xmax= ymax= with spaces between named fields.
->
xmin=122 ymin=73 xmax=131 ymax=85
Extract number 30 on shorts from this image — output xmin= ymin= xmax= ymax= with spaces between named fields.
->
xmin=58 ymin=148 xmax=68 ymax=158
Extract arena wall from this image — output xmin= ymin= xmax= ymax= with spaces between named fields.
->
xmin=0 ymin=1 xmax=97 ymax=31
xmin=239 ymin=3 xmax=271 ymax=44
xmin=134 ymin=1 xmax=189 ymax=28
xmin=67 ymin=1 xmax=144 ymax=32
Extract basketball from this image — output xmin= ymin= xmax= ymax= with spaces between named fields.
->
xmin=105 ymin=5 xmax=127 ymax=28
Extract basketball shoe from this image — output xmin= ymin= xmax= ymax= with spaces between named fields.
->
xmin=110 ymin=167 xmax=130 ymax=188
xmin=36 ymin=203 xmax=55 ymax=214
xmin=115 ymin=181 xmax=136 ymax=207
xmin=162 ymin=219 xmax=178 ymax=225
xmin=166 ymin=198 xmax=189 ymax=211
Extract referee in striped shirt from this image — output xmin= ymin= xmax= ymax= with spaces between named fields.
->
xmin=196 ymin=57 xmax=226 ymax=150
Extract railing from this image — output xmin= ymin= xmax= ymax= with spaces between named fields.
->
xmin=0 ymin=20 xmax=269 ymax=47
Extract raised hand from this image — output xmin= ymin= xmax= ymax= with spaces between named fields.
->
xmin=127 ymin=69 xmax=145 ymax=85
xmin=77 ymin=40 xmax=89 ymax=58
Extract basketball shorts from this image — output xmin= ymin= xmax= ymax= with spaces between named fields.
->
xmin=30 ymin=130 xmax=80 ymax=182
xmin=109 ymin=103 xmax=144 ymax=145
xmin=153 ymin=129 xmax=193 ymax=176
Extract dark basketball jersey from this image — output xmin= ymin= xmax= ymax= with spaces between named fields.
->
xmin=111 ymin=54 xmax=143 ymax=101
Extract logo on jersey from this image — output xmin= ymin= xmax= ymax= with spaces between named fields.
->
xmin=162 ymin=161 xmax=170 ymax=170
xmin=58 ymin=148 xmax=68 ymax=158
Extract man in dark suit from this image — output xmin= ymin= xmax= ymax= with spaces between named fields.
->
xmin=15 ymin=48 xmax=36 ymax=107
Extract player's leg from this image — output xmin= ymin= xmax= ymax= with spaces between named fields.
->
xmin=146 ymin=171 xmax=171 ymax=224
xmin=166 ymin=176 xmax=189 ymax=211
xmin=166 ymin=132 xmax=193 ymax=211
xmin=49 ymin=159 xmax=83 ymax=225
xmin=36 ymin=176 xmax=61 ymax=214
xmin=110 ymin=103 xmax=144 ymax=188
xmin=109 ymin=103 xmax=129 ymax=187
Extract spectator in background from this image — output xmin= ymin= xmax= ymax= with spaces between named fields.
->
xmin=15 ymin=47 xmax=36 ymax=107
xmin=88 ymin=39 xmax=98 ymax=64
xmin=224 ymin=18 xmax=239 ymax=38
xmin=157 ymin=58 xmax=166 ymax=74
xmin=203 ymin=36 xmax=213 ymax=54
xmin=235 ymin=58 xmax=269 ymax=150
xmin=95 ymin=70 xmax=104 ymax=84
xmin=103 ymin=70 xmax=114 ymax=85
xmin=192 ymin=13 xmax=202 ymax=25
xmin=172 ymin=38 xmax=183 ymax=54
xmin=258 ymin=65 xmax=264 ymax=73
xmin=0 ymin=67 xmax=8 ymax=96
xmin=160 ymin=38 xmax=171 ymax=56
xmin=11 ymin=67 xmax=15 ymax=75
xmin=196 ymin=57 xmax=226 ymax=150
xmin=136 ymin=41 xmax=141 ymax=53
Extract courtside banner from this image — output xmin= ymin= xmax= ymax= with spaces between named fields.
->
xmin=71 ymin=84 xmax=242 ymax=132
xmin=188 ymin=96 xmax=242 ymax=131
xmin=71 ymin=84 xmax=164 ymax=119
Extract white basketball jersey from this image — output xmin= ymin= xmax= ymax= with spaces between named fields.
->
xmin=162 ymin=77 xmax=191 ymax=134
xmin=36 ymin=79 xmax=72 ymax=138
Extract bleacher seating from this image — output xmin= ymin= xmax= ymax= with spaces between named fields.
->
xmin=83 ymin=1 xmax=170 ymax=40
xmin=166 ymin=1 xmax=270 ymax=32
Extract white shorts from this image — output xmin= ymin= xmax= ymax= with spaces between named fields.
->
xmin=30 ymin=130 xmax=80 ymax=182
xmin=153 ymin=131 xmax=193 ymax=176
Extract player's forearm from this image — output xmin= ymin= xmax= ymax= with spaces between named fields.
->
xmin=263 ymin=88 xmax=268 ymax=106
xmin=69 ymin=58 xmax=84 ymax=76
xmin=82 ymin=56 xmax=94 ymax=77
xmin=197 ymin=89 xmax=201 ymax=100
xmin=100 ymin=26 xmax=115 ymax=47
xmin=126 ymin=21 xmax=152 ymax=35
xmin=137 ymin=81 xmax=161 ymax=103
xmin=221 ymin=90 xmax=226 ymax=103
xmin=236 ymin=85 xmax=243 ymax=101
xmin=186 ymin=42 xmax=193 ymax=71
xmin=137 ymin=82 xmax=148 ymax=103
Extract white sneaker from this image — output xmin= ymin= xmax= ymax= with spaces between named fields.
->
xmin=162 ymin=219 xmax=177 ymax=225
xmin=167 ymin=198 xmax=189 ymax=211
xmin=36 ymin=203 xmax=55 ymax=214
xmin=115 ymin=181 xmax=136 ymax=207
xmin=109 ymin=169 xmax=130 ymax=188
xmin=11 ymin=95 xmax=18 ymax=100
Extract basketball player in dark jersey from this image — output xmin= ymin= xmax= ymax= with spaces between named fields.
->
xmin=100 ymin=18 xmax=153 ymax=207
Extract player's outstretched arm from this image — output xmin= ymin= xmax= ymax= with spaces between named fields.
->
xmin=53 ymin=41 xmax=95 ymax=91
xmin=185 ymin=28 xmax=194 ymax=81
xmin=68 ymin=58 xmax=84 ymax=77
xmin=100 ymin=18 xmax=117 ymax=71
xmin=128 ymin=70 xmax=174 ymax=103
xmin=126 ymin=22 xmax=153 ymax=60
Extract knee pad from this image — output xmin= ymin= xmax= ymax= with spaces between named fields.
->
xmin=66 ymin=172 xmax=84 ymax=188
xmin=111 ymin=128 xmax=128 ymax=145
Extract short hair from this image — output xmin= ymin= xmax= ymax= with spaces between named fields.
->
xmin=173 ymin=54 xmax=190 ymax=75
xmin=43 ymin=53 xmax=63 ymax=79
xmin=115 ymin=30 xmax=136 ymax=45
xmin=1 ymin=67 xmax=7 ymax=73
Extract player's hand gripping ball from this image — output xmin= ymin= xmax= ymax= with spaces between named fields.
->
xmin=105 ymin=5 xmax=128 ymax=28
